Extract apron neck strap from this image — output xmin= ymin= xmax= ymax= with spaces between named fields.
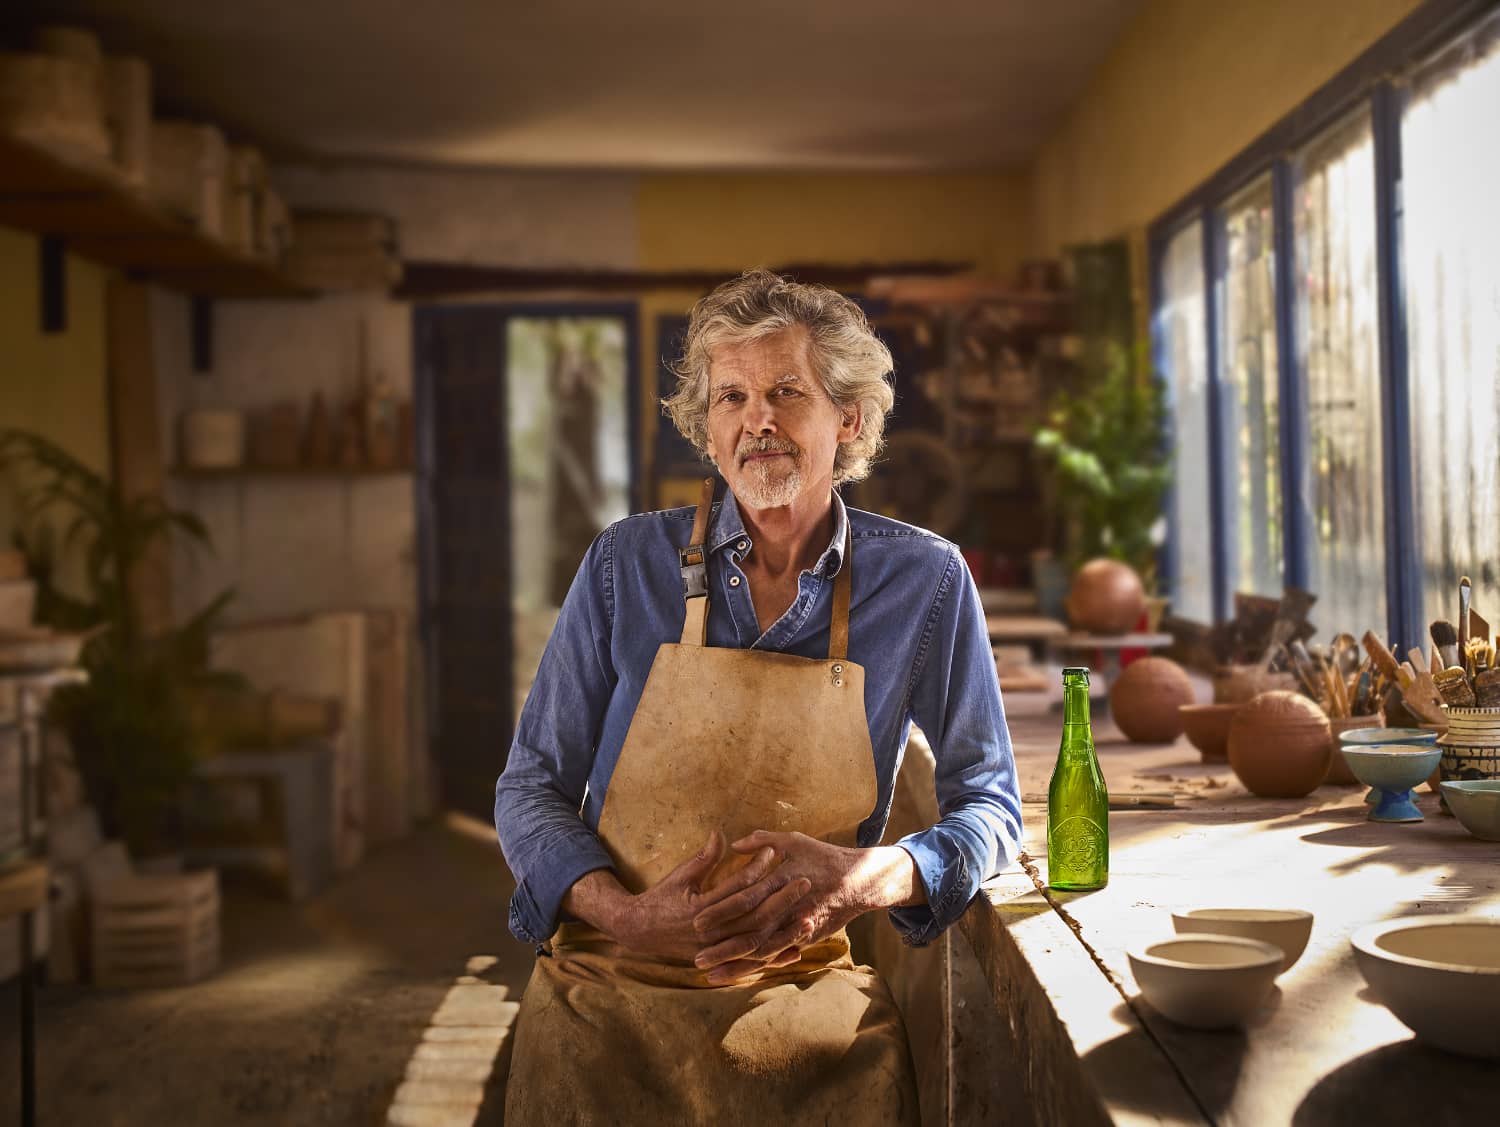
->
xmin=678 ymin=478 xmax=715 ymax=646
xmin=828 ymin=521 xmax=852 ymax=661
xmin=677 ymin=479 xmax=854 ymax=659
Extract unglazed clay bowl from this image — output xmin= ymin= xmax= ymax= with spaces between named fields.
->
xmin=1439 ymin=780 xmax=1500 ymax=841
xmin=1178 ymin=703 xmax=1240 ymax=761
xmin=1171 ymin=908 xmax=1313 ymax=974
xmin=1351 ymin=917 xmax=1500 ymax=1059
xmin=1339 ymin=746 xmax=1442 ymax=822
xmin=1127 ymin=934 xmax=1282 ymax=1030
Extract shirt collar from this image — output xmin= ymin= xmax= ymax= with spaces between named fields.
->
xmin=711 ymin=488 xmax=849 ymax=577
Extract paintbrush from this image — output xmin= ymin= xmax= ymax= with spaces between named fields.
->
xmin=1431 ymin=620 xmax=1459 ymax=670
xmin=1459 ymin=577 xmax=1472 ymax=659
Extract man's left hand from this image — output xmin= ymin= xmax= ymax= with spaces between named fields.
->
xmin=689 ymin=831 xmax=918 ymax=985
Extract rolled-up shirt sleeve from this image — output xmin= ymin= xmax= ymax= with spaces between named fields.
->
xmin=888 ymin=546 xmax=1023 ymax=946
xmin=495 ymin=526 xmax=619 ymax=943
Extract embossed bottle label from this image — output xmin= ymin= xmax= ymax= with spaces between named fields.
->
xmin=1049 ymin=815 xmax=1106 ymax=871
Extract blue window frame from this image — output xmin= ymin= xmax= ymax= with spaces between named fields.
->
xmin=1150 ymin=0 xmax=1499 ymax=648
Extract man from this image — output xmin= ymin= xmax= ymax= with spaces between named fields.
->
xmin=496 ymin=269 xmax=1021 ymax=1125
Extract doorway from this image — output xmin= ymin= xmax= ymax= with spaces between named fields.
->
xmin=414 ymin=303 xmax=639 ymax=818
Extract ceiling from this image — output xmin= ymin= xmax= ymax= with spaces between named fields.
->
xmin=8 ymin=0 xmax=1141 ymax=171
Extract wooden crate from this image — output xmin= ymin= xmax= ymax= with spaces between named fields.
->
xmin=86 ymin=844 xmax=220 ymax=988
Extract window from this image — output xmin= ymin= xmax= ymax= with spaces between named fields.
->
xmin=1218 ymin=176 xmax=1284 ymax=600
xmin=1402 ymin=13 xmax=1500 ymax=634
xmin=1293 ymin=110 xmax=1387 ymax=637
xmin=1156 ymin=221 xmax=1214 ymax=622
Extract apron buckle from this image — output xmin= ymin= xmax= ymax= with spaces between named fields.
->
xmin=680 ymin=544 xmax=708 ymax=599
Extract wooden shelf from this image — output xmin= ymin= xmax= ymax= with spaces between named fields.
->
xmin=171 ymin=464 xmax=413 ymax=480
xmin=0 ymin=132 xmax=317 ymax=300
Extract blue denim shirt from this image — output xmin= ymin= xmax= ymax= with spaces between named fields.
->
xmin=494 ymin=488 xmax=1023 ymax=947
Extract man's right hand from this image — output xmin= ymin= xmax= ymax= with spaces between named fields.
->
xmin=564 ymin=831 xmax=811 ymax=973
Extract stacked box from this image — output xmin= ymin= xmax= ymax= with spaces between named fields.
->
xmin=283 ymin=211 xmax=403 ymax=292
xmin=147 ymin=121 xmax=228 ymax=238
xmin=223 ymin=145 xmax=267 ymax=256
xmin=102 ymin=55 xmax=151 ymax=187
xmin=0 ymin=51 xmax=110 ymax=166
xmin=86 ymin=845 xmax=220 ymax=988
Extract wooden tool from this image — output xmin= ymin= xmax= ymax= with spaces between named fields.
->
xmin=1363 ymin=632 xmax=1402 ymax=682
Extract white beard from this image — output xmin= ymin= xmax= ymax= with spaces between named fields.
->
xmin=735 ymin=454 xmax=803 ymax=509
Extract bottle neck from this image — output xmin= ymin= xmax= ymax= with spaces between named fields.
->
xmin=1062 ymin=682 xmax=1092 ymax=731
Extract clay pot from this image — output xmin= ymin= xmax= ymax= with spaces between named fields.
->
xmin=1179 ymin=703 xmax=1241 ymax=761
xmin=1227 ymin=691 xmax=1332 ymax=798
xmin=1110 ymin=657 xmax=1195 ymax=743
xmin=1213 ymin=665 xmax=1299 ymax=705
xmin=1065 ymin=559 xmax=1146 ymax=635
xmin=1325 ymin=715 xmax=1381 ymax=785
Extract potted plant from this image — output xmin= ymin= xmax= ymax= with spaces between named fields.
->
xmin=0 ymin=429 xmax=239 ymax=857
xmin=1032 ymin=339 xmax=1172 ymax=593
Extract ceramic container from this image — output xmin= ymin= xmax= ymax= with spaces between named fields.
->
xmin=1212 ymin=665 xmax=1299 ymax=705
xmin=1127 ymin=934 xmax=1282 ymax=1030
xmin=1339 ymin=745 xmax=1443 ymax=822
xmin=1437 ymin=706 xmax=1500 ymax=786
xmin=1179 ymin=703 xmax=1240 ymax=762
xmin=1342 ymin=726 xmax=1441 ymax=801
xmin=1228 ymin=691 xmax=1331 ymax=798
xmin=1110 ymin=657 xmax=1195 ymax=743
xmin=1065 ymin=558 xmax=1145 ymax=635
xmin=1351 ymin=917 xmax=1500 ymax=1060
xmin=1325 ymin=715 xmax=1381 ymax=785
xmin=1170 ymin=908 xmax=1314 ymax=974
xmin=1439 ymin=780 xmax=1500 ymax=841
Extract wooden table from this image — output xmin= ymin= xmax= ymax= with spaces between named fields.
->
xmin=985 ymin=615 xmax=1068 ymax=644
xmin=960 ymin=714 xmax=1500 ymax=1125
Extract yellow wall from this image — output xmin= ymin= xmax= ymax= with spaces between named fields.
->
xmin=0 ymin=226 xmax=113 ymax=594
xmin=1029 ymin=0 xmax=1424 ymax=254
xmin=637 ymin=171 xmax=1029 ymax=277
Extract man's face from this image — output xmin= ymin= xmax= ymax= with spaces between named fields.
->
xmin=703 ymin=327 xmax=860 ymax=512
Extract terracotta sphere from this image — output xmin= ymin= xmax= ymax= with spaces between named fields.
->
xmin=1228 ymin=691 xmax=1332 ymax=798
xmin=1110 ymin=657 xmax=1196 ymax=743
xmin=1066 ymin=559 xmax=1147 ymax=635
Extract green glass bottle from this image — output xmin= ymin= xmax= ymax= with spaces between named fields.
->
xmin=1047 ymin=667 xmax=1109 ymax=890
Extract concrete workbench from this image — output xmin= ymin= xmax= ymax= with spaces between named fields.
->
xmin=961 ymin=712 xmax=1500 ymax=1126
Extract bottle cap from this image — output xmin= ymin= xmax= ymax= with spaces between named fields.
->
xmin=1062 ymin=666 xmax=1091 ymax=681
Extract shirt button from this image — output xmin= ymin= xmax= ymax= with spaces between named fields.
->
xmin=737 ymin=540 xmax=748 ymax=551
xmin=729 ymin=576 xmax=741 ymax=587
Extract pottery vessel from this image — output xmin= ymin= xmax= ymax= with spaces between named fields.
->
xmin=1212 ymin=665 xmax=1299 ymax=705
xmin=1439 ymin=780 xmax=1500 ymax=841
xmin=1065 ymin=559 xmax=1145 ymax=636
xmin=1127 ymin=934 xmax=1282 ymax=1030
xmin=1228 ymin=691 xmax=1331 ymax=798
xmin=1339 ymin=745 xmax=1443 ymax=822
xmin=1437 ymin=706 xmax=1500 ymax=785
xmin=1110 ymin=657 xmax=1195 ymax=743
xmin=1324 ymin=715 xmax=1381 ymax=785
xmin=1178 ymin=703 xmax=1240 ymax=762
xmin=1351 ymin=917 xmax=1500 ymax=1060
xmin=1171 ymin=908 xmax=1313 ymax=974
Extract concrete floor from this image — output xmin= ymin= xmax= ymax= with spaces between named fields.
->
xmin=0 ymin=814 xmax=533 ymax=1127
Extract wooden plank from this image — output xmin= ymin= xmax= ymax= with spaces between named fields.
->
xmin=0 ymin=132 xmax=314 ymax=300
xmin=986 ymin=614 xmax=1068 ymax=642
xmin=106 ymin=279 xmax=172 ymax=637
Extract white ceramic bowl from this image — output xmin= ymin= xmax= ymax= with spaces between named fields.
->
xmin=1171 ymin=908 xmax=1314 ymax=974
xmin=1128 ymin=934 xmax=1282 ymax=1030
xmin=1440 ymin=780 xmax=1500 ymax=841
xmin=1351 ymin=917 xmax=1500 ymax=1059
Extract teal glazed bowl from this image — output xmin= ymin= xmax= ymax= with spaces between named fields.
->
xmin=1439 ymin=780 xmax=1500 ymax=841
xmin=1340 ymin=746 xmax=1442 ymax=822
xmin=1341 ymin=728 xmax=1440 ymax=803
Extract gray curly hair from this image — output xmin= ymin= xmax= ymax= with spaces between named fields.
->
xmin=662 ymin=269 xmax=895 ymax=486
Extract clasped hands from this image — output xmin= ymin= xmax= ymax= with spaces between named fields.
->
xmin=614 ymin=828 xmax=916 ymax=985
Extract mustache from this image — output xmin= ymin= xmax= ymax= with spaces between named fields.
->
xmin=736 ymin=437 xmax=800 ymax=464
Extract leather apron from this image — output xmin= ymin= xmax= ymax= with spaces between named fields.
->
xmin=505 ymin=481 xmax=919 ymax=1126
